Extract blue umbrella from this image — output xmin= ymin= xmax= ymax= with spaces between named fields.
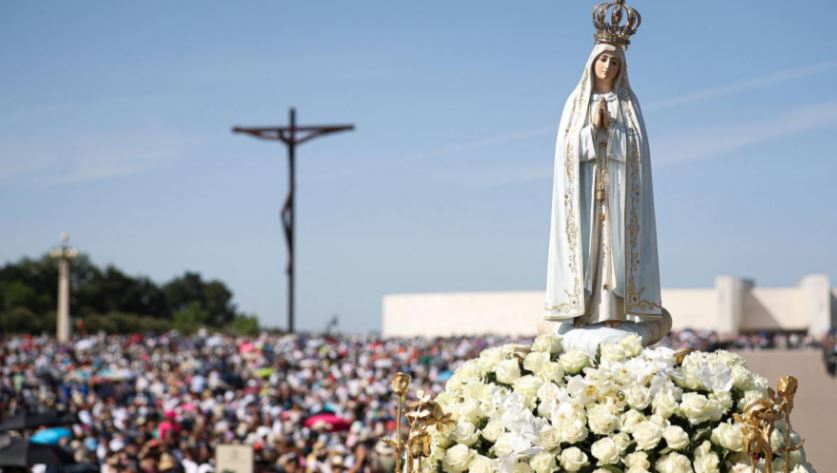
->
xmin=30 ymin=427 xmax=71 ymax=446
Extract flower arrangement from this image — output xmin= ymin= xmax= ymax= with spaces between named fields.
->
xmin=402 ymin=334 xmax=815 ymax=473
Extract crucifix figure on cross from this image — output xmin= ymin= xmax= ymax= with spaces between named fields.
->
xmin=233 ymin=107 xmax=354 ymax=333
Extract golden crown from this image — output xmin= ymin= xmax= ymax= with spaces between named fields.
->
xmin=592 ymin=0 xmax=642 ymax=47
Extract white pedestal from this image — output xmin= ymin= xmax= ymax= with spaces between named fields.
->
xmin=550 ymin=309 xmax=672 ymax=356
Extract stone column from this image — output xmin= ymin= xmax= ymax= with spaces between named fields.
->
xmin=50 ymin=232 xmax=77 ymax=343
xmin=57 ymin=256 xmax=70 ymax=342
xmin=800 ymin=274 xmax=831 ymax=336
xmin=715 ymin=276 xmax=749 ymax=334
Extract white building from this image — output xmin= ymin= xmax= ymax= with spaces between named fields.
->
xmin=382 ymin=274 xmax=835 ymax=337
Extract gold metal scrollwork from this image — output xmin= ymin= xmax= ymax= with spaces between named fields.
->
xmin=387 ymin=372 xmax=455 ymax=473
xmin=733 ymin=375 xmax=804 ymax=473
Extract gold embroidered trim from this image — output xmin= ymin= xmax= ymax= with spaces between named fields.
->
xmin=545 ymin=78 xmax=587 ymax=314
xmin=624 ymin=99 xmax=662 ymax=314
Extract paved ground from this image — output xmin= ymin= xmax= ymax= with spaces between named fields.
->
xmin=739 ymin=350 xmax=835 ymax=470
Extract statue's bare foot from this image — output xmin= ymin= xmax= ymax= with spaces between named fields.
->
xmin=603 ymin=320 xmax=622 ymax=328
xmin=573 ymin=317 xmax=586 ymax=328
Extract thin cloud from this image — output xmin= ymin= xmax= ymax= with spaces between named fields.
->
xmin=393 ymin=127 xmax=554 ymax=164
xmin=653 ymin=101 xmax=837 ymax=166
xmin=389 ymin=59 xmax=837 ymax=164
xmin=644 ymin=60 xmax=837 ymax=112
xmin=440 ymin=101 xmax=837 ymax=187
xmin=0 ymin=133 xmax=197 ymax=185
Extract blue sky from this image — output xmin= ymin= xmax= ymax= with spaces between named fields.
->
xmin=2 ymin=1 xmax=836 ymax=333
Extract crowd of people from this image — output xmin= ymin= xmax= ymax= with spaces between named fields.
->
xmin=0 ymin=328 xmax=831 ymax=473
xmin=659 ymin=329 xmax=822 ymax=352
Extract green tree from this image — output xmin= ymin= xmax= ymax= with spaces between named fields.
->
xmin=172 ymin=302 xmax=210 ymax=334
xmin=226 ymin=314 xmax=260 ymax=337
xmin=164 ymin=272 xmax=237 ymax=326
xmin=0 ymin=254 xmax=256 ymax=334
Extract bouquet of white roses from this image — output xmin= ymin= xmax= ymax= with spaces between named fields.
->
xmin=423 ymin=334 xmax=815 ymax=473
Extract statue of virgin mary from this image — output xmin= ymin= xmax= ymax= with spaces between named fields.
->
xmin=545 ymin=1 xmax=662 ymax=328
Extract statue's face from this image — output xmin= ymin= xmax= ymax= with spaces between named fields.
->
xmin=594 ymin=52 xmax=620 ymax=84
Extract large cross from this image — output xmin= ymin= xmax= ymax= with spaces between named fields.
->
xmin=233 ymin=108 xmax=354 ymax=333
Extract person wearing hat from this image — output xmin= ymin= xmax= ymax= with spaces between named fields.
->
xmin=158 ymin=452 xmax=181 ymax=473
xmin=304 ymin=440 xmax=328 ymax=473
xmin=330 ymin=455 xmax=347 ymax=473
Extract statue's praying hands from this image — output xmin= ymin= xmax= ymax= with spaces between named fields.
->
xmin=591 ymin=99 xmax=611 ymax=129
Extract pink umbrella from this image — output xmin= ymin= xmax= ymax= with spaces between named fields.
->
xmin=303 ymin=413 xmax=351 ymax=432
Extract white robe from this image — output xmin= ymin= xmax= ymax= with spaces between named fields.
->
xmin=579 ymin=91 xmax=627 ymax=323
xmin=545 ymin=43 xmax=662 ymax=322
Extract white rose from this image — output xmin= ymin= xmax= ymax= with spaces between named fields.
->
xmin=538 ymin=361 xmax=564 ymax=384
xmin=477 ymin=347 xmax=503 ymax=365
xmin=536 ymin=382 xmax=561 ymax=409
xmin=451 ymin=420 xmax=480 ymax=447
xmin=513 ymin=375 xmax=543 ymax=405
xmin=559 ymin=447 xmax=589 ymax=472
xmin=481 ymin=419 xmax=504 ymax=443
xmin=512 ymin=464 xmax=533 ymax=473
xmin=430 ymin=424 xmax=454 ymax=449
xmin=729 ymin=463 xmax=754 ymax=473
xmin=709 ymin=391 xmax=732 ymax=413
xmin=496 ymin=359 xmax=522 ymax=385
xmin=693 ymin=451 xmax=720 ymax=473
xmin=477 ymin=347 xmax=504 ymax=372
xmin=649 ymin=413 xmax=669 ymax=427
xmin=632 ymin=420 xmax=663 ymax=451
xmin=529 ymin=452 xmax=557 ymax=473
xmin=625 ymin=451 xmax=650 ymax=469
xmin=751 ymin=373 xmax=769 ymax=394
xmin=538 ymin=427 xmax=562 ymax=452
xmin=663 ymin=425 xmax=690 ymax=450
xmin=442 ymin=444 xmax=473 ymax=473
xmin=587 ymin=403 xmax=618 ymax=435
xmin=600 ymin=342 xmax=627 ymax=363
xmin=711 ymin=422 xmax=744 ymax=452
xmin=590 ymin=437 xmax=619 ymax=465
xmin=559 ymin=350 xmax=590 ymax=375
xmin=678 ymin=352 xmax=732 ymax=392
xmin=445 ymin=373 xmax=467 ymax=396
xmin=436 ymin=391 xmax=454 ymax=408
xmin=678 ymin=392 xmax=723 ymax=425
xmin=786 ymin=449 xmax=806 ymax=469
xmin=523 ymin=351 xmax=550 ymax=374
xmin=612 ymin=432 xmax=630 ymax=452
xmin=737 ymin=390 xmax=765 ymax=411
xmin=619 ymin=409 xmax=645 ymax=433
xmin=532 ymin=334 xmax=562 ymax=354
xmin=468 ymin=454 xmax=494 ymax=473
xmin=620 ymin=334 xmax=643 ymax=357
xmin=458 ymin=398 xmax=485 ymax=425
xmin=652 ymin=388 xmax=680 ymax=419
xmin=626 ymin=468 xmax=652 ymax=473
xmin=655 ymin=452 xmax=693 ymax=473
xmin=492 ymin=432 xmax=516 ymax=457
xmin=715 ymin=350 xmax=745 ymax=367
xmin=625 ymin=385 xmax=651 ymax=410
xmin=457 ymin=359 xmax=482 ymax=380
xmin=676 ymin=364 xmax=701 ymax=391
xmin=560 ymin=417 xmax=588 ymax=444
xmin=770 ymin=428 xmax=786 ymax=451
xmin=731 ymin=365 xmax=755 ymax=390
xmin=462 ymin=382 xmax=492 ymax=407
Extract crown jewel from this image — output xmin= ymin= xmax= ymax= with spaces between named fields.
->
xmin=592 ymin=0 xmax=641 ymax=47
